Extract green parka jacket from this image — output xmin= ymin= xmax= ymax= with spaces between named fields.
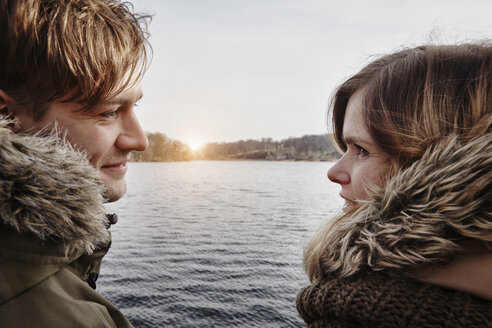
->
xmin=0 ymin=117 xmax=134 ymax=327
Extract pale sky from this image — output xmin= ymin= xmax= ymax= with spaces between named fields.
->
xmin=128 ymin=0 xmax=492 ymax=147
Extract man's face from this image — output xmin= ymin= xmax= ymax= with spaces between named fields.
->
xmin=7 ymin=81 xmax=148 ymax=202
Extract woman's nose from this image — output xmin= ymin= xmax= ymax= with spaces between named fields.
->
xmin=327 ymin=157 xmax=350 ymax=185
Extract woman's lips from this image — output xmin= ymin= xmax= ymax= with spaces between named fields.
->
xmin=340 ymin=194 xmax=357 ymax=212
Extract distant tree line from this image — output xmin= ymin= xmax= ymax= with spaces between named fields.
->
xmin=131 ymin=133 xmax=341 ymax=162
xmin=196 ymin=135 xmax=340 ymax=161
xmin=131 ymin=132 xmax=193 ymax=162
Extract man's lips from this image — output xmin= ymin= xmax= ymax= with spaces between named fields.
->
xmin=101 ymin=155 xmax=131 ymax=168
xmin=101 ymin=162 xmax=127 ymax=168
xmin=100 ymin=161 xmax=128 ymax=175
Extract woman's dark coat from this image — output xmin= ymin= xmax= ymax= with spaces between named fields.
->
xmin=297 ymin=129 xmax=492 ymax=327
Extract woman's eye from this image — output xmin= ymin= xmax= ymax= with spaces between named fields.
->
xmin=355 ymin=144 xmax=369 ymax=157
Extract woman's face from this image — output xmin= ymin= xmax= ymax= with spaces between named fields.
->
xmin=328 ymin=89 xmax=391 ymax=212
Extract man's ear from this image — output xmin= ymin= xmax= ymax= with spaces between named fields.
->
xmin=0 ymin=89 xmax=17 ymax=118
xmin=0 ymin=90 xmax=23 ymax=131
xmin=0 ymin=90 xmax=9 ymax=116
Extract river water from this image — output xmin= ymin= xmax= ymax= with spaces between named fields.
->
xmin=100 ymin=161 xmax=342 ymax=327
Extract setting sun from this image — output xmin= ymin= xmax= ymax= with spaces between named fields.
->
xmin=189 ymin=140 xmax=204 ymax=151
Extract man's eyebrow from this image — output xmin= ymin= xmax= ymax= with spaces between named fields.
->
xmin=104 ymin=92 xmax=143 ymax=105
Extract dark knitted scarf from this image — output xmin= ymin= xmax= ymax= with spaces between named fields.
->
xmin=297 ymin=271 xmax=492 ymax=327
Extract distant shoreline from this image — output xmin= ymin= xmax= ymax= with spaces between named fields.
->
xmin=130 ymin=157 xmax=338 ymax=163
xmin=131 ymin=133 xmax=341 ymax=163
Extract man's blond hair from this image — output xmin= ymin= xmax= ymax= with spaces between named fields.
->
xmin=0 ymin=0 xmax=151 ymax=119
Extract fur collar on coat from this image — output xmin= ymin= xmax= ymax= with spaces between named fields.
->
xmin=319 ymin=126 xmax=491 ymax=277
xmin=0 ymin=116 xmax=109 ymax=254
xmin=297 ymin=122 xmax=492 ymax=327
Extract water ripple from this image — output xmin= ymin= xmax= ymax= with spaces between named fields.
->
xmin=100 ymin=161 xmax=342 ymax=327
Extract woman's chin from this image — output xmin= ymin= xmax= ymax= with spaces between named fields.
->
xmin=342 ymin=200 xmax=358 ymax=213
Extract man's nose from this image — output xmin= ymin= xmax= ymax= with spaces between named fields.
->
xmin=116 ymin=111 xmax=148 ymax=151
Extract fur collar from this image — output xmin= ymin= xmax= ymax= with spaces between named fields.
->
xmin=320 ymin=128 xmax=492 ymax=277
xmin=0 ymin=117 xmax=109 ymax=254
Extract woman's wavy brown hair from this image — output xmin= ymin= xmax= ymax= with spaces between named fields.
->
xmin=0 ymin=0 xmax=151 ymax=119
xmin=304 ymin=43 xmax=492 ymax=282
xmin=332 ymin=43 xmax=492 ymax=168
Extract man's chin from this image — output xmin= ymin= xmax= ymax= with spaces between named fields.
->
xmin=100 ymin=179 xmax=127 ymax=203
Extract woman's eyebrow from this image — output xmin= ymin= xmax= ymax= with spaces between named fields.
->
xmin=343 ymin=136 xmax=375 ymax=146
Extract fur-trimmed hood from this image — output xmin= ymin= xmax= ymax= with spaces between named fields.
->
xmin=0 ymin=116 xmax=109 ymax=254
xmin=319 ymin=125 xmax=491 ymax=277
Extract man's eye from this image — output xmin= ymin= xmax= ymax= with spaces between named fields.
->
xmin=101 ymin=110 xmax=117 ymax=118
